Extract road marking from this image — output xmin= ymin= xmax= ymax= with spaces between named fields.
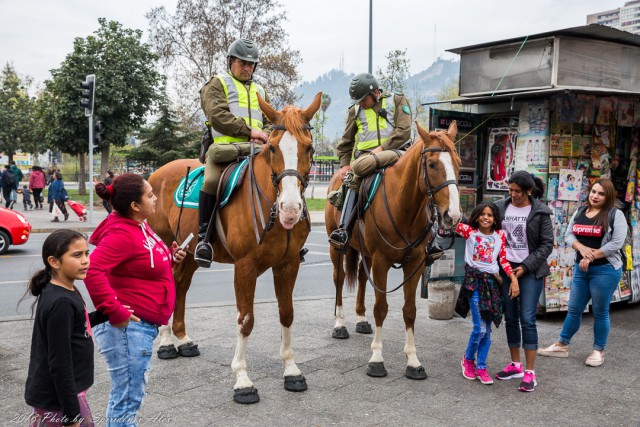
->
xmin=0 ymin=254 xmax=40 ymax=259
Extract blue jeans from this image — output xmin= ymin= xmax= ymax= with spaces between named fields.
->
xmin=464 ymin=290 xmax=492 ymax=369
xmin=559 ymin=263 xmax=621 ymax=351
xmin=93 ymin=320 xmax=158 ymax=427
xmin=501 ymin=270 xmax=544 ymax=350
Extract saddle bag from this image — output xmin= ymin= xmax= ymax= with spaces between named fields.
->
xmin=208 ymin=142 xmax=262 ymax=163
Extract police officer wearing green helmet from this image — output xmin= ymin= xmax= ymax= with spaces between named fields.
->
xmin=329 ymin=73 xmax=412 ymax=252
xmin=195 ymin=38 xmax=272 ymax=267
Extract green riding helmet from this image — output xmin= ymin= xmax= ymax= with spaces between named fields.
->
xmin=349 ymin=73 xmax=379 ymax=103
xmin=227 ymin=38 xmax=259 ymax=63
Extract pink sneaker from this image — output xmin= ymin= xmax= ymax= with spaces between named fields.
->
xmin=475 ymin=368 xmax=494 ymax=384
xmin=461 ymin=357 xmax=476 ymax=380
xmin=519 ymin=370 xmax=537 ymax=392
xmin=495 ymin=362 xmax=524 ymax=380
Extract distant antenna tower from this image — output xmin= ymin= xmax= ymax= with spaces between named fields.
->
xmin=433 ymin=24 xmax=437 ymax=64
xmin=339 ymin=53 xmax=344 ymax=72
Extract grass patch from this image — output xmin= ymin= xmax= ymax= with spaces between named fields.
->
xmin=42 ymin=189 xmax=99 ymax=207
xmin=305 ymin=198 xmax=326 ymax=211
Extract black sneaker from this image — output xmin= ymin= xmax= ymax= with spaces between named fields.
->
xmin=495 ymin=362 xmax=524 ymax=380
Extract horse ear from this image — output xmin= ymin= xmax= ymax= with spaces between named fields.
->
xmin=416 ymin=122 xmax=432 ymax=144
xmin=447 ymin=120 xmax=458 ymax=139
xmin=303 ymin=92 xmax=322 ymax=122
xmin=257 ymin=92 xmax=279 ymax=123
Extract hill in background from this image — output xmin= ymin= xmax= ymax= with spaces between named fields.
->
xmin=295 ymin=58 xmax=459 ymax=140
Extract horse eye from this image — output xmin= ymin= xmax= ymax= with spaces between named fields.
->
xmin=428 ymin=160 xmax=437 ymax=169
xmin=269 ymin=145 xmax=276 ymax=153
xmin=306 ymin=145 xmax=314 ymax=154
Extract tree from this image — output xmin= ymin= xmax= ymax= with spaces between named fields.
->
xmin=0 ymin=63 xmax=38 ymax=162
xmin=147 ymin=0 xmax=302 ymax=115
xmin=128 ymin=102 xmax=200 ymax=171
xmin=435 ymin=76 xmax=464 ymax=112
xmin=376 ymin=49 xmax=410 ymax=95
xmin=42 ymin=19 xmax=164 ymax=192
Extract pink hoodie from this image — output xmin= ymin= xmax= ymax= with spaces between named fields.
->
xmin=85 ymin=213 xmax=176 ymax=326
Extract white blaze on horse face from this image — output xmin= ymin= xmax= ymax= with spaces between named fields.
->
xmin=404 ymin=328 xmax=421 ymax=368
xmin=277 ymin=132 xmax=304 ymax=230
xmin=231 ymin=314 xmax=254 ymax=390
xmin=438 ymin=152 xmax=462 ymax=222
xmin=368 ymin=326 xmax=384 ymax=363
xmin=280 ymin=326 xmax=302 ymax=377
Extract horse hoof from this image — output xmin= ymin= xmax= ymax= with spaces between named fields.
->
xmin=284 ymin=375 xmax=308 ymax=392
xmin=233 ymin=387 xmax=260 ymax=404
xmin=405 ymin=365 xmax=428 ymax=380
xmin=157 ymin=345 xmax=179 ymax=360
xmin=366 ymin=362 xmax=387 ymax=377
xmin=355 ymin=321 xmax=373 ymax=334
xmin=177 ymin=342 xmax=200 ymax=357
xmin=332 ymin=326 xmax=349 ymax=339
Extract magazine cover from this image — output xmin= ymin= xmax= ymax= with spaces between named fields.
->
xmin=558 ymin=169 xmax=583 ymax=201
xmin=458 ymin=134 xmax=477 ymax=170
xmin=486 ymin=127 xmax=517 ymax=191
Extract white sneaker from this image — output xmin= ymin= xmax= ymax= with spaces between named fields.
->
xmin=585 ymin=350 xmax=604 ymax=367
xmin=537 ymin=343 xmax=569 ymax=358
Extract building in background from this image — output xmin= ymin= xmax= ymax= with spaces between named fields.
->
xmin=588 ymin=1 xmax=640 ymax=35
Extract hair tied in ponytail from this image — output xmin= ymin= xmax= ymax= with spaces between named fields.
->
xmin=106 ymin=185 xmax=114 ymax=196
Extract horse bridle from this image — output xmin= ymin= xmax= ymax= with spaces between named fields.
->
xmin=248 ymin=123 xmax=314 ymax=244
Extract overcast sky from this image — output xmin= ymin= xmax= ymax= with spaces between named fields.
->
xmin=0 ymin=0 xmax=624 ymax=87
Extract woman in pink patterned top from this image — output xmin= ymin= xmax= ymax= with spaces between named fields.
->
xmin=454 ymin=202 xmax=519 ymax=385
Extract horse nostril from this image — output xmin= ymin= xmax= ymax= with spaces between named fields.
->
xmin=298 ymin=203 xmax=302 ymax=211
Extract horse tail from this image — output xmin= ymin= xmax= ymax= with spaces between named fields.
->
xmin=344 ymin=246 xmax=359 ymax=292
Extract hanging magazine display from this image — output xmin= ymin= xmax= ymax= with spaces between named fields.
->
xmin=486 ymin=127 xmax=517 ymax=191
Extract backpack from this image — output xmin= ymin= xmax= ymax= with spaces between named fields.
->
xmin=3 ymin=170 xmax=16 ymax=187
xmin=575 ymin=206 xmax=627 ymax=269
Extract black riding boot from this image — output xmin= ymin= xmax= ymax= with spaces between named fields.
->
xmin=329 ymin=189 xmax=358 ymax=253
xmin=194 ymin=191 xmax=217 ymax=268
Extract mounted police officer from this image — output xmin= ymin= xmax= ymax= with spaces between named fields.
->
xmin=195 ymin=38 xmax=272 ymax=267
xmin=328 ymin=73 xmax=412 ymax=252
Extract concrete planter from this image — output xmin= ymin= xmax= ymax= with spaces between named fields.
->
xmin=427 ymin=280 xmax=456 ymax=320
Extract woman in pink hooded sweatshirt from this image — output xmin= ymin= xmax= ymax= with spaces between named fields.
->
xmin=85 ymin=173 xmax=187 ymax=427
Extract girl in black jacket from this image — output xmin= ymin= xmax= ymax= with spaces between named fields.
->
xmin=22 ymin=230 xmax=110 ymax=427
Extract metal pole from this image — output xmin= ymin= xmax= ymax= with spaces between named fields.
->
xmin=89 ymin=115 xmax=94 ymax=224
xmin=368 ymin=0 xmax=372 ymax=74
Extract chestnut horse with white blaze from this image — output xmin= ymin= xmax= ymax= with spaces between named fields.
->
xmin=147 ymin=93 xmax=322 ymax=404
xmin=325 ymin=121 xmax=461 ymax=379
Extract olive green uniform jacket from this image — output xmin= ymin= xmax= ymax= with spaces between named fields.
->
xmin=336 ymin=92 xmax=412 ymax=168
xmin=199 ymin=76 xmax=273 ymax=140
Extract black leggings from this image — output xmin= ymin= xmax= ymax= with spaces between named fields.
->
xmin=32 ymin=188 xmax=43 ymax=208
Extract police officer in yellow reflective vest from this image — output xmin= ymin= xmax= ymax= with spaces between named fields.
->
xmin=328 ymin=73 xmax=412 ymax=252
xmin=195 ymin=38 xmax=272 ymax=267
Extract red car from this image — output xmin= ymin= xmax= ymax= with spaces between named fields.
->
xmin=0 ymin=206 xmax=31 ymax=254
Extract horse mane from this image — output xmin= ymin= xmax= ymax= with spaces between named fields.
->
xmin=396 ymin=127 xmax=461 ymax=170
xmin=275 ymin=106 xmax=313 ymax=145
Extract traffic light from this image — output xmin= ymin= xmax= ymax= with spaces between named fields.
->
xmin=80 ymin=74 xmax=96 ymax=116
xmin=94 ymin=121 xmax=106 ymax=146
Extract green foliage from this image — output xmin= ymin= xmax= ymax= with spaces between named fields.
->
xmin=0 ymin=63 xmax=39 ymax=159
xmin=435 ymin=77 xmax=464 ymax=112
xmin=376 ymin=49 xmax=410 ymax=95
xmin=304 ymin=198 xmax=326 ymax=211
xmin=147 ymin=0 xmax=302 ymax=112
xmin=128 ymin=103 xmax=199 ymax=170
xmin=41 ymin=19 xmax=164 ymax=158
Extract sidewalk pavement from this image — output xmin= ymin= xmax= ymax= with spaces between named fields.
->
xmin=1 ymin=291 xmax=638 ymax=426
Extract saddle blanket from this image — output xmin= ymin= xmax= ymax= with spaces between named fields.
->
xmin=173 ymin=159 xmax=249 ymax=209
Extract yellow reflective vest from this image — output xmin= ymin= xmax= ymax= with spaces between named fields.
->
xmin=211 ymin=72 xmax=266 ymax=144
xmin=354 ymin=95 xmax=396 ymax=151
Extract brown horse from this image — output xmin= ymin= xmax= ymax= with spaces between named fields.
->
xmin=325 ymin=121 xmax=461 ymax=379
xmin=148 ymin=93 xmax=322 ymax=404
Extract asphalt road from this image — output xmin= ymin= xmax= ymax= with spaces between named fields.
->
xmin=0 ymin=227 xmax=407 ymax=320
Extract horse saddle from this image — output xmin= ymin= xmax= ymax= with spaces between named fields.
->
xmin=217 ymin=158 xmax=250 ymax=208
xmin=172 ymin=159 xmax=249 ymax=209
xmin=359 ymin=170 xmax=384 ymax=213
